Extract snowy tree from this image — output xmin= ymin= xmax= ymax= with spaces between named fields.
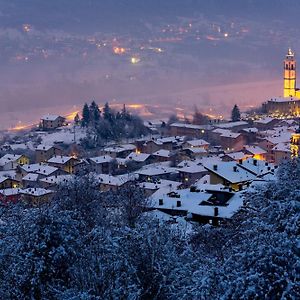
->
xmin=231 ymin=104 xmax=241 ymax=122
xmin=81 ymin=103 xmax=90 ymax=127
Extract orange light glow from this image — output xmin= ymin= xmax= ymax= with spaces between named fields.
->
xmin=113 ymin=47 xmax=126 ymax=55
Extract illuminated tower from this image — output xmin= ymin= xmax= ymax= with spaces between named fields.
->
xmin=284 ymin=48 xmax=296 ymax=97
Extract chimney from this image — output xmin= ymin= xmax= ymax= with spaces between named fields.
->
xmin=253 ymin=159 xmax=257 ymax=166
xmin=213 ymin=164 xmax=218 ymax=171
xmin=214 ymin=207 xmax=219 ymax=216
xmin=159 ymin=199 xmax=163 ymax=205
xmin=233 ymin=166 xmax=238 ymax=172
xmin=239 ymin=159 xmax=243 ymax=164
xmin=176 ymin=200 xmax=181 ymax=207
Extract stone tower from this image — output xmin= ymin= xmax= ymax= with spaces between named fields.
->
xmin=284 ymin=48 xmax=296 ymax=98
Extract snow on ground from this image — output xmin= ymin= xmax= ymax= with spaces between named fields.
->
xmin=38 ymin=126 xmax=87 ymax=146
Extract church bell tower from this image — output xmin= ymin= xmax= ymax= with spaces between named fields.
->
xmin=284 ymin=48 xmax=296 ymax=97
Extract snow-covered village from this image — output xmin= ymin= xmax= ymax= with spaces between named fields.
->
xmin=0 ymin=1 xmax=299 ymax=299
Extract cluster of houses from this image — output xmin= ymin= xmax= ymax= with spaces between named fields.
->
xmin=0 ymin=114 xmax=297 ymax=226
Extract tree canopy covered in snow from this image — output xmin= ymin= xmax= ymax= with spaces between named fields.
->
xmin=0 ymin=160 xmax=299 ymax=299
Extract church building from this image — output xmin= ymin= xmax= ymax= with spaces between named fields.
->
xmin=265 ymin=49 xmax=300 ymax=115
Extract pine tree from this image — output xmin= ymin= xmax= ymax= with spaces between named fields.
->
xmin=90 ymin=101 xmax=101 ymax=123
xmin=231 ymin=104 xmax=241 ymax=122
xmin=103 ymin=102 xmax=113 ymax=122
xmin=81 ymin=103 xmax=90 ymax=127
xmin=74 ymin=113 xmax=80 ymax=125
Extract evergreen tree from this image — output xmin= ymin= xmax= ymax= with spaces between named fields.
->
xmin=81 ymin=103 xmax=90 ymax=127
xmin=74 ymin=113 xmax=80 ymax=125
xmin=103 ymin=102 xmax=113 ymax=122
xmin=90 ymin=101 xmax=101 ymax=123
xmin=231 ymin=104 xmax=241 ymax=122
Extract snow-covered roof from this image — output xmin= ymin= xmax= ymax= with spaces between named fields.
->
xmin=185 ymin=139 xmax=209 ymax=147
xmin=213 ymin=128 xmax=240 ymax=139
xmin=126 ymin=152 xmax=151 ymax=162
xmin=272 ymin=143 xmax=291 ymax=152
xmin=47 ymin=156 xmax=74 ymax=164
xmin=224 ymin=151 xmax=249 ymax=161
xmin=36 ymin=144 xmax=55 ymax=151
xmin=242 ymin=127 xmax=258 ymax=133
xmin=239 ymin=158 xmax=275 ymax=176
xmin=244 ymin=145 xmax=267 ymax=155
xmin=170 ymin=122 xmax=214 ymax=130
xmin=139 ymin=179 xmax=182 ymax=191
xmin=89 ymin=155 xmax=114 ymax=164
xmin=39 ymin=174 xmax=74 ymax=185
xmin=21 ymin=163 xmax=59 ymax=176
xmin=96 ymin=173 xmax=137 ymax=186
xmin=23 ymin=173 xmax=39 ymax=182
xmin=150 ymin=188 xmax=244 ymax=219
xmin=153 ymin=149 xmax=172 ymax=158
xmin=0 ymin=188 xmax=23 ymax=196
xmin=0 ymin=154 xmax=22 ymax=166
xmin=177 ymin=164 xmax=207 ymax=174
xmin=216 ymin=121 xmax=248 ymax=129
xmin=204 ymin=161 xmax=256 ymax=184
xmin=254 ymin=117 xmax=276 ymax=124
xmin=41 ymin=115 xmax=64 ymax=121
xmin=135 ymin=164 xmax=178 ymax=177
xmin=21 ymin=188 xmax=53 ymax=197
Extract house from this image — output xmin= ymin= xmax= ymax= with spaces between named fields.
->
xmin=238 ymin=158 xmax=276 ymax=177
xmin=0 ymin=188 xmax=23 ymax=204
xmin=216 ymin=121 xmax=249 ymax=132
xmin=135 ymin=164 xmax=179 ymax=182
xmin=0 ymin=154 xmax=29 ymax=171
xmin=35 ymin=144 xmax=63 ymax=163
xmin=211 ymin=129 xmax=245 ymax=151
xmin=126 ymin=152 xmax=153 ymax=167
xmin=169 ymin=123 xmax=214 ymax=138
xmin=96 ymin=174 xmax=136 ymax=192
xmin=203 ymin=161 xmax=256 ymax=191
xmin=183 ymin=139 xmax=210 ymax=150
xmin=40 ymin=115 xmax=66 ymax=130
xmin=0 ymin=176 xmax=21 ymax=189
xmin=139 ymin=179 xmax=182 ymax=197
xmin=222 ymin=151 xmax=251 ymax=162
xmin=176 ymin=161 xmax=208 ymax=186
xmin=240 ymin=127 xmax=258 ymax=144
xmin=21 ymin=188 xmax=54 ymax=205
xmin=18 ymin=163 xmax=64 ymax=179
xmin=152 ymin=149 xmax=173 ymax=162
xmin=254 ymin=117 xmax=280 ymax=130
xmin=22 ymin=173 xmax=40 ymax=188
xmin=88 ymin=156 xmax=114 ymax=174
xmin=243 ymin=145 xmax=267 ymax=160
xmin=103 ymin=144 xmax=136 ymax=159
xmin=272 ymin=143 xmax=291 ymax=164
xmin=47 ymin=155 xmax=80 ymax=174
xmin=150 ymin=187 xmax=243 ymax=225
xmin=39 ymin=174 xmax=74 ymax=190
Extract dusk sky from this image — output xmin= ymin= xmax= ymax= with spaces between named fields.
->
xmin=0 ymin=0 xmax=300 ymax=128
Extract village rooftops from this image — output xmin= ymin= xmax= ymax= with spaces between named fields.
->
xmin=272 ymin=143 xmax=291 ymax=152
xmin=268 ymin=96 xmax=300 ymax=103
